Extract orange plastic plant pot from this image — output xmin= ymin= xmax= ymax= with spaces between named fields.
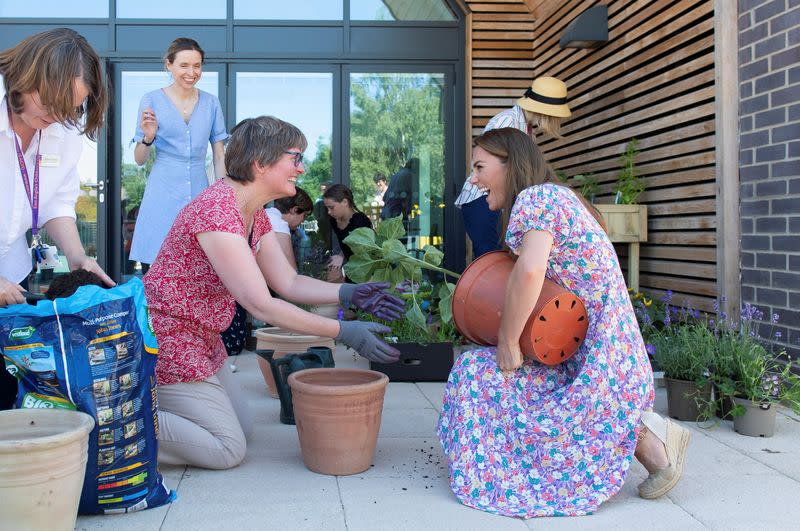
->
xmin=452 ymin=251 xmax=588 ymax=365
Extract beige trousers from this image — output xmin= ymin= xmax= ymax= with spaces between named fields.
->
xmin=156 ymin=361 xmax=253 ymax=470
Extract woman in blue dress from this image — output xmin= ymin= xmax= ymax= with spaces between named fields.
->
xmin=130 ymin=37 xmax=228 ymax=267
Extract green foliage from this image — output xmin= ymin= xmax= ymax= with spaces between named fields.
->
xmin=713 ymin=323 xmax=800 ymax=416
xmin=344 ymin=216 xmax=461 ymax=343
xmin=613 ymin=138 xmax=644 ymax=204
xmin=650 ymin=324 xmax=715 ymax=382
xmin=349 ymin=74 xmax=445 ymax=208
xmin=75 ymin=194 xmax=96 ymax=222
xmin=299 ymin=141 xmax=332 ymax=203
xmin=572 ymin=173 xmax=598 ymax=201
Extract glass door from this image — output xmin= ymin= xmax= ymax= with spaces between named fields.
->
xmin=345 ymin=68 xmax=452 ymax=257
xmin=111 ymin=63 xmax=225 ymax=281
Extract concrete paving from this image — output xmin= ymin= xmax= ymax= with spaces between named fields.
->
xmin=76 ymin=347 xmax=800 ymax=531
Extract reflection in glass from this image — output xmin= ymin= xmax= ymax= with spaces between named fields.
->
xmin=235 ymin=0 xmax=342 ymax=20
xmin=0 ymin=76 xmax=99 ymax=293
xmin=119 ymin=71 xmax=218 ymax=279
xmin=235 ymin=72 xmax=333 ymax=203
xmin=0 ymin=0 xmax=108 ymax=18
xmin=349 ymin=73 xmax=446 ymax=252
xmin=116 ymin=0 xmax=226 ymax=19
xmin=351 ymin=0 xmax=455 ymax=21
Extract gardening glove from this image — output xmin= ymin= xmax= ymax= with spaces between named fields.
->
xmin=336 ymin=320 xmax=401 ymax=364
xmin=339 ymin=282 xmax=405 ymax=321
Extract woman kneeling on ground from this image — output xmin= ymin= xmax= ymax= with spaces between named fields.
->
xmin=437 ymin=127 xmax=690 ymax=518
xmin=144 ymin=116 xmax=403 ymax=470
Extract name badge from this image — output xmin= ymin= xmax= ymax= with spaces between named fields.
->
xmin=40 ymin=154 xmax=61 ymax=167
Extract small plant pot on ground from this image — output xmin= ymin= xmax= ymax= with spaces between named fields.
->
xmin=0 ymin=409 xmax=95 ymax=531
xmin=289 ymin=368 xmax=388 ymax=476
xmin=732 ymin=397 xmax=776 ymax=438
xmin=665 ymin=378 xmax=712 ymax=422
xmin=255 ymin=327 xmax=336 ymax=398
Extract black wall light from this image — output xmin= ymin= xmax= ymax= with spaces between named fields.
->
xmin=559 ymin=5 xmax=609 ymax=49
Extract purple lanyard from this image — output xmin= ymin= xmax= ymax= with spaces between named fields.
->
xmin=5 ymin=100 xmax=42 ymax=241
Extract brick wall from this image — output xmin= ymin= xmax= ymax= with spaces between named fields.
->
xmin=738 ymin=0 xmax=800 ymax=356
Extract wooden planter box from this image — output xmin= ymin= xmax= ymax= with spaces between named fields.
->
xmin=595 ymin=204 xmax=648 ymax=292
xmin=370 ymin=342 xmax=455 ymax=382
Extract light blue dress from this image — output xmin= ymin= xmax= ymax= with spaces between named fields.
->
xmin=130 ymin=89 xmax=228 ymax=264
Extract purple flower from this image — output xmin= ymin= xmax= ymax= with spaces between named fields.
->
xmin=775 ymin=331 xmax=783 ymax=339
xmin=661 ymin=290 xmax=674 ymax=304
xmin=645 ymin=343 xmax=656 ymax=356
xmin=772 ymin=313 xmax=780 ymax=324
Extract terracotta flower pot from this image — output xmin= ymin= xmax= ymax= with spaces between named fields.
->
xmin=0 ymin=409 xmax=95 ymax=531
xmin=732 ymin=397 xmax=776 ymax=437
xmin=255 ymin=327 xmax=336 ymax=398
xmin=452 ymin=250 xmax=589 ymax=365
xmin=288 ymin=368 xmax=389 ymax=476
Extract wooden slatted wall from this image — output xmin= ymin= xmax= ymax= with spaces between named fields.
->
xmin=467 ymin=0 xmax=717 ymax=311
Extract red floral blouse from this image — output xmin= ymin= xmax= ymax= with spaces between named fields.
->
xmin=144 ymin=180 xmax=271 ymax=385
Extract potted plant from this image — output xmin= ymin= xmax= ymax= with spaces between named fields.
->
xmin=343 ymin=216 xmax=463 ymax=381
xmin=712 ymin=305 xmax=800 ymax=437
xmin=650 ymin=322 xmax=715 ymax=422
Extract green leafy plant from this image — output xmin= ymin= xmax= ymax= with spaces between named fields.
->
xmin=613 ymin=138 xmax=644 ymax=204
xmin=712 ymin=305 xmax=800 ymax=417
xmin=343 ymin=216 xmax=462 ymax=342
xmin=572 ymin=173 xmax=598 ymax=202
xmin=649 ymin=324 xmax=715 ymax=383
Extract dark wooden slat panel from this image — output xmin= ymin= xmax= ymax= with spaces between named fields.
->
xmin=638 ymin=245 xmax=717 ymax=262
xmin=640 ymin=259 xmax=717 ymax=279
xmin=649 ymin=216 xmax=716 ymax=231
xmin=639 ymin=274 xmax=717 ymax=297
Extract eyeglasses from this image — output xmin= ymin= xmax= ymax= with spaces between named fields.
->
xmin=284 ymin=150 xmax=304 ymax=167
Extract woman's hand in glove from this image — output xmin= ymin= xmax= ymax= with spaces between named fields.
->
xmin=336 ymin=320 xmax=400 ymax=364
xmin=339 ymin=282 xmax=405 ymax=321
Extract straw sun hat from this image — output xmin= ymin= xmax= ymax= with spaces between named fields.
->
xmin=516 ymin=76 xmax=571 ymax=118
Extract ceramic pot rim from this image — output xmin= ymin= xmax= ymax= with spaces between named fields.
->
xmin=288 ymin=368 xmax=389 ymax=396
xmin=0 ymin=409 xmax=95 ymax=452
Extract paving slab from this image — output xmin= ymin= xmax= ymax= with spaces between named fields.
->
xmin=74 ymin=351 xmax=800 ymax=530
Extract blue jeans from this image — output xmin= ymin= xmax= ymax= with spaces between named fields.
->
xmin=461 ymin=195 xmax=502 ymax=258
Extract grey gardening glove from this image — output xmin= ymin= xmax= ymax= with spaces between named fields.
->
xmin=339 ymin=282 xmax=405 ymax=321
xmin=336 ymin=320 xmax=401 ymax=364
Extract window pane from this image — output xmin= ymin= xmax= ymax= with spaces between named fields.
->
xmin=351 ymin=0 xmax=455 ymax=21
xmin=235 ymin=71 xmax=333 ymax=202
xmin=0 ymin=1 xmax=108 ymax=18
xmin=116 ymin=0 xmax=226 ymax=19
xmin=119 ymin=71 xmax=218 ymax=279
xmin=1 ymin=76 xmax=99 ymax=294
xmin=235 ymin=0 xmax=342 ymax=20
xmin=349 ymin=73 xmax=446 ymax=254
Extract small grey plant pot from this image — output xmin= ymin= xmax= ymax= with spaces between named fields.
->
xmin=665 ymin=378 xmax=712 ymax=422
xmin=732 ymin=397 xmax=776 ymax=438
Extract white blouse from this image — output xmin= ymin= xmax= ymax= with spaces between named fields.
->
xmin=0 ymin=98 xmax=82 ymax=283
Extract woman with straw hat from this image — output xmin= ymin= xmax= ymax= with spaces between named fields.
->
xmin=455 ymin=76 xmax=571 ymax=258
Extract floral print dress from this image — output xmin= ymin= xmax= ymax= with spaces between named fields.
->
xmin=438 ymin=184 xmax=654 ymax=518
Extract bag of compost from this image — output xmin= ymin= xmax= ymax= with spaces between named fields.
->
xmin=0 ymin=277 xmax=175 ymax=514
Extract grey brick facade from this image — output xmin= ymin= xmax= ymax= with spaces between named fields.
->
xmin=739 ymin=0 xmax=800 ymax=356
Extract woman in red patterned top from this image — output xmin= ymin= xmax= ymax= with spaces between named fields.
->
xmin=144 ymin=116 xmax=403 ymax=470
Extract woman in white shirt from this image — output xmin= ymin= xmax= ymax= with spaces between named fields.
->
xmin=0 ymin=28 xmax=112 ymax=308
xmin=265 ymin=187 xmax=313 ymax=270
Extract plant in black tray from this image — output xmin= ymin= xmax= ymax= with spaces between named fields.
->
xmin=650 ymin=322 xmax=715 ymax=422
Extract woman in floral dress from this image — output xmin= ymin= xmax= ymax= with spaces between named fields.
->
xmin=438 ymin=128 xmax=690 ymax=518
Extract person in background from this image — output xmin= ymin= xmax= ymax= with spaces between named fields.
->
xmin=323 ymin=184 xmax=373 ymax=283
xmin=265 ymin=186 xmax=313 ymax=270
xmin=456 ymin=76 xmax=571 ymax=258
xmin=372 ymin=172 xmax=387 ymax=206
xmin=380 ymin=158 xmax=416 ymax=222
xmin=129 ymin=37 xmax=227 ymax=271
xmin=0 ymin=28 xmax=112 ymax=408
xmin=439 ymin=128 xmax=689 ymax=518
xmin=312 ymin=181 xmax=334 ymax=252
xmin=143 ymin=116 xmax=403 ymax=469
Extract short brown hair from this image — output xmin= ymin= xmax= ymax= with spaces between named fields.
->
xmin=164 ymin=37 xmax=205 ymax=65
xmin=274 ymin=186 xmax=313 ymax=214
xmin=0 ymin=28 xmax=108 ymax=140
xmin=225 ymin=116 xmax=307 ymax=183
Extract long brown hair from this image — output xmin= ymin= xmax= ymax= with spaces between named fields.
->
xmin=0 ymin=28 xmax=108 ymax=139
xmin=323 ymin=184 xmax=360 ymax=212
xmin=473 ymin=127 xmax=605 ymax=238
